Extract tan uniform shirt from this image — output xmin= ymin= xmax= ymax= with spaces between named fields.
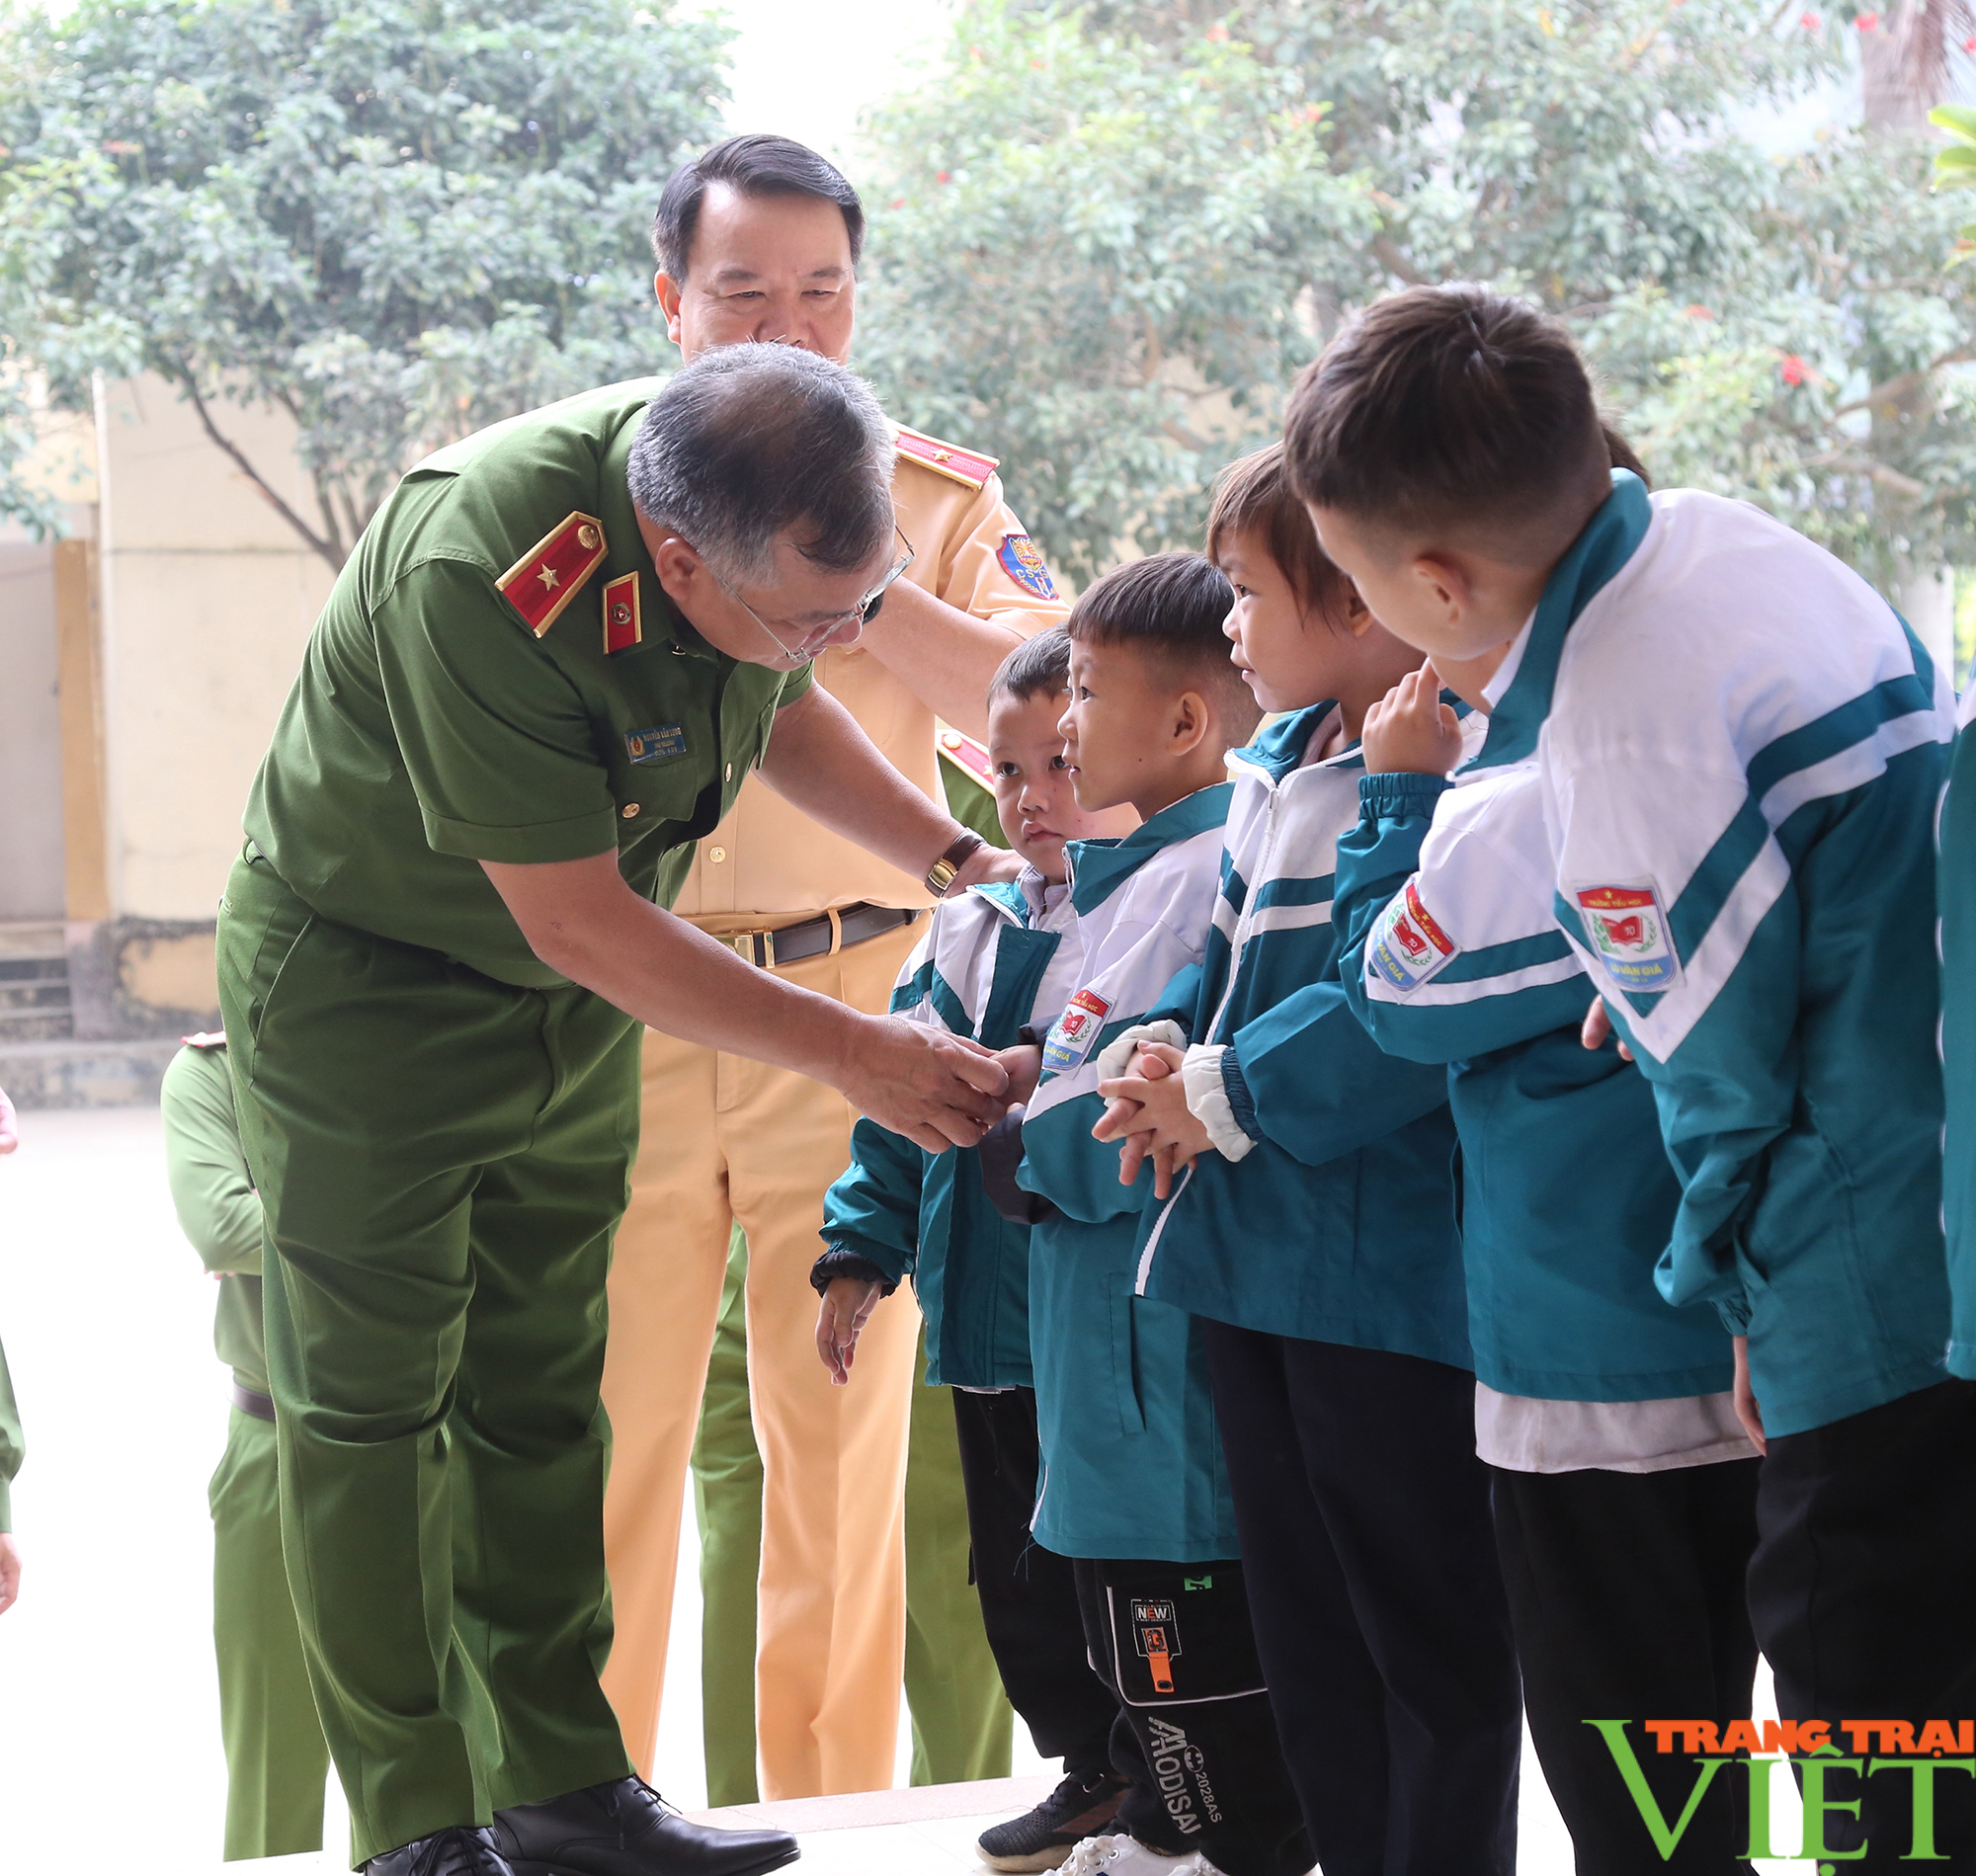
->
xmin=671 ymin=441 xmax=1070 ymax=933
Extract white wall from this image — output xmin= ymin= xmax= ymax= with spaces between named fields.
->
xmin=94 ymin=375 xmax=335 ymax=923
xmin=0 ymin=530 xmax=66 ymax=919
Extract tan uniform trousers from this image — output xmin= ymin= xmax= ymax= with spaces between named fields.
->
xmin=601 ymin=916 xmax=924 ymax=1798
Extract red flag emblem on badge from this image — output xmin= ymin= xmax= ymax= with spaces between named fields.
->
xmin=1042 ymin=987 xmax=1111 ymax=1072
xmin=1369 ymin=880 xmax=1459 ymax=995
xmin=1574 ymin=883 xmax=1681 ymax=992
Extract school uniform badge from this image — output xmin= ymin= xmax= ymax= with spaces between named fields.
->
xmin=1042 ymin=988 xmax=1111 ymax=1072
xmin=997 ymin=532 xmax=1059 ymax=601
xmin=1574 ymin=882 xmax=1682 ymax=992
xmin=1369 ymin=881 xmax=1458 ymax=995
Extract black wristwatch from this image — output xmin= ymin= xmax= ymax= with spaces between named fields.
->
xmin=924 ymin=829 xmax=986 ymax=898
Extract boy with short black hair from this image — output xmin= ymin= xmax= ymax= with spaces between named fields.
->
xmin=1287 ymin=283 xmax=1976 ymax=1866
xmin=1095 ymin=451 xmax=1523 ymax=1876
xmin=1008 ymin=554 xmax=1310 ymax=1876
xmin=813 ymin=628 xmax=1134 ymax=1872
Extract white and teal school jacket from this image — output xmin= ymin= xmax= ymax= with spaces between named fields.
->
xmin=1500 ymin=469 xmax=1952 ymax=1439
xmin=1941 ymin=686 xmax=1976 ymax=1381
xmin=820 ymin=869 xmax=1084 ymax=1390
xmin=1334 ymin=760 xmax=1734 ymax=1404
xmin=1124 ymin=705 xmax=1467 ymax=1367
xmin=1017 ymin=785 xmax=1241 ymax=1564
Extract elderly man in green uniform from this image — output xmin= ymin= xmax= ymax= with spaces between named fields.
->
xmin=217 ymin=344 xmax=1016 ymax=1876
xmin=162 ymin=1032 xmax=332 ymax=1860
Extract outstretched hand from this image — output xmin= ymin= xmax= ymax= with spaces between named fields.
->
xmin=838 ymin=1018 xmax=1011 ymax=1152
xmin=1361 ymin=662 xmax=1463 ymax=776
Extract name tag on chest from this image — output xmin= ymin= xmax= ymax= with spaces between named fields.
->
xmin=625 ymin=724 xmax=688 ymax=766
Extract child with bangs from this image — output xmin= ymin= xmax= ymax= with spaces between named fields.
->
xmin=1095 ymin=447 xmax=1523 ymax=1876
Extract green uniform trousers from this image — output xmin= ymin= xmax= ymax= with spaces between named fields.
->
xmin=216 ymin=851 xmax=636 ymax=1866
xmin=692 ymin=1231 xmax=1012 ymax=1799
xmin=211 ymin=1405 xmax=333 ymax=1859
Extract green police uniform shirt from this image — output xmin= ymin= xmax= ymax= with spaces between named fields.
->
xmin=161 ymin=1039 xmax=269 ymax=1397
xmin=245 ymin=378 xmax=815 ymax=987
xmin=0 ymin=1333 xmax=20 ymax=1533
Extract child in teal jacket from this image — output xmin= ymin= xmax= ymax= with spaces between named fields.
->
xmin=1010 ymin=554 xmax=1310 ymax=1876
xmin=814 ymin=631 xmax=1133 ymax=1870
xmin=1287 ymin=284 xmax=1975 ymax=1869
xmin=1334 ymin=664 xmax=1762 ymax=1872
xmin=1097 ymin=449 xmax=1519 ymax=1876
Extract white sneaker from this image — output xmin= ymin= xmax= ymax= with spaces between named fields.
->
xmin=1054 ymin=1835 xmax=1197 ymax=1876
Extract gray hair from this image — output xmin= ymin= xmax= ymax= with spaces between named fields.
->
xmin=626 ymin=345 xmax=896 ymax=586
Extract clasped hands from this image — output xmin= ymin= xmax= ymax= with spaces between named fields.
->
xmin=1093 ymin=1044 xmax=1207 ymax=1200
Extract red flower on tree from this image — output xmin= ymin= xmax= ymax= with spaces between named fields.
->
xmin=1801 ymin=9 xmax=1819 ymax=26
xmin=1781 ymin=355 xmax=1809 ymax=387
xmin=1856 ymin=9 xmax=1879 ymax=28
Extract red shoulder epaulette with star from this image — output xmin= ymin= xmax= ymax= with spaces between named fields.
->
xmin=497 ymin=512 xmax=609 ymax=637
xmin=895 ymin=426 xmax=998 ymax=491
xmin=938 ymin=725 xmax=994 ymax=786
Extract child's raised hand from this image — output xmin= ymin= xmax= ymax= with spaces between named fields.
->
xmin=1361 ymin=662 xmax=1463 ymax=776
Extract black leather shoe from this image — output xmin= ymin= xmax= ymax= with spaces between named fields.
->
xmin=363 ymin=1826 xmax=516 ymax=1875
xmin=492 ymin=1778 xmax=799 ymax=1876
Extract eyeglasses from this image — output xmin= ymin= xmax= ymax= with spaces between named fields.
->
xmin=712 ymin=529 xmax=916 ymax=668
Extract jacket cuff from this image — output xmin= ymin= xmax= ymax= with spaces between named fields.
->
xmin=1714 ymin=1291 xmax=1753 ymax=1336
xmin=1358 ymin=772 xmax=1454 ymax=815
xmin=810 ymin=1249 xmax=898 ymax=1298
xmin=1182 ymin=1045 xmax=1259 ymax=1162
xmin=1094 ymin=1020 xmax=1189 ymax=1084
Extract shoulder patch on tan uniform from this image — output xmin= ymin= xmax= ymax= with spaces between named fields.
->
xmin=496 ymin=511 xmax=609 ymax=637
xmin=937 ymin=725 xmax=995 ymax=786
xmin=894 ymin=425 xmax=999 ymax=491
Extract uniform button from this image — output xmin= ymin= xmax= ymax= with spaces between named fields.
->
xmin=724 ymin=763 xmax=733 ymax=781
xmin=578 ymin=524 xmax=602 ymax=549
xmin=621 ymin=803 xmax=640 ymax=819
xmin=709 ymin=845 xmax=727 ymax=862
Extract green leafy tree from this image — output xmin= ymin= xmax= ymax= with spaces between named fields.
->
xmin=0 ymin=0 xmax=728 ymax=564
xmin=861 ymin=0 xmax=1976 ymax=590
xmin=855 ymin=8 xmax=1373 ymax=580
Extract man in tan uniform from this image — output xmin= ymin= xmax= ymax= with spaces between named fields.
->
xmin=600 ymin=134 xmax=1069 ymax=1798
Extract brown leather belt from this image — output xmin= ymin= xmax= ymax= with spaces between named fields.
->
xmin=724 ymin=902 xmax=920 ymax=970
xmin=231 ymin=1382 xmax=278 ymax=1422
